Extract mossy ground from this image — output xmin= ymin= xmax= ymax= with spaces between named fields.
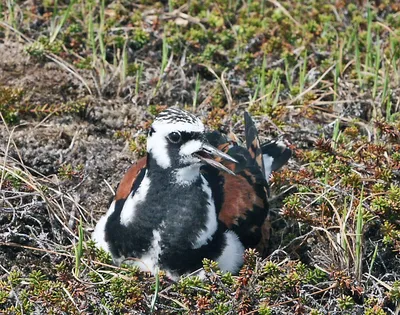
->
xmin=1 ymin=0 xmax=400 ymax=313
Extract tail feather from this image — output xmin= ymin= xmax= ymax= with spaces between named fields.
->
xmin=261 ymin=140 xmax=292 ymax=179
xmin=244 ymin=112 xmax=265 ymax=178
xmin=207 ymin=112 xmax=291 ymax=180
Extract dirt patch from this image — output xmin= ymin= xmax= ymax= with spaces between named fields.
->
xmin=0 ymin=42 xmax=86 ymax=106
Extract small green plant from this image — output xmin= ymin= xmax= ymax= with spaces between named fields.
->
xmin=7 ymin=270 xmax=22 ymax=286
xmin=58 ymin=163 xmax=83 ymax=180
xmin=0 ymin=86 xmax=24 ymax=124
xmin=154 ymin=35 xmax=170 ymax=94
xmin=150 ymin=269 xmax=160 ymax=313
xmin=3 ymin=169 xmax=24 ymax=190
xmin=192 ymin=73 xmax=201 ymax=110
xmin=129 ymin=134 xmax=147 ymax=157
xmin=338 ymin=295 xmax=355 ymax=310
xmin=389 ymin=281 xmax=400 ymax=302
xmin=74 ymin=218 xmax=84 ymax=277
xmin=258 ymin=305 xmax=272 ymax=315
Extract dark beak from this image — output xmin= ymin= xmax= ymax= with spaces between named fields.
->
xmin=193 ymin=143 xmax=238 ymax=175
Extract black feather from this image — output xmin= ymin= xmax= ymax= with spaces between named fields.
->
xmin=261 ymin=140 xmax=292 ymax=172
xmin=244 ymin=112 xmax=265 ymax=178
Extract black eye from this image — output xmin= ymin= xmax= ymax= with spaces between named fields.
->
xmin=168 ymin=132 xmax=181 ymax=143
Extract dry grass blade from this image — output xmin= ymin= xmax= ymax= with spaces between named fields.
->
xmin=267 ymin=0 xmax=302 ymax=28
xmin=201 ymin=65 xmax=233 ymax=112
xmin=0 ymin=113 xmax=15 ymax=190
xmin=285 ymin=64 xmax=336 ymax=106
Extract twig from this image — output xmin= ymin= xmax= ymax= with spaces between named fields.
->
xmin=201 ymin=65 xmax=233 ymax=112
xmin=243 ymin=283 xmax=337 ymax=314
xmin=267 ymin=0 xmax=302 ymax=28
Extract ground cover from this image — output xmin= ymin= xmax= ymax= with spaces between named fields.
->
xmin=1 ymin=0 xmax=400 ymax=313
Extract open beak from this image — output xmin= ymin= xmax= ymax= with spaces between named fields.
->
xmin=193 ymin=143 xmax=238 ymax=175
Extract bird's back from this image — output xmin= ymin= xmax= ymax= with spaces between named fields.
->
xmin=202 ymin=113 xmax=291 ymax=253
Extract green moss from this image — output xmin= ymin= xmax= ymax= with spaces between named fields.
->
xmin=365 ymin=308 xmax=386 ymax=315
xmin=58 ymin=163 xmax=83 ymax=180
xmin=0 ymin=86 xmax=24 ymax=124
xmin=129 ymin=134 xmax=147 ymax=157
xmin=258 ymin=305 xmax=272 ymax=315
xmin=132 ymin=28 xmax=150 ymax=48
xmin=338 ymin=296 xmax=355 ymax=310
xmin=389 ymin=281 xmax=400 ymax=302
xmin=0 ymin=282 xmax=9 ymax=305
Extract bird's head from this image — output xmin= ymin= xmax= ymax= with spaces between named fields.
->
xmin=146 ymin=107 xmax=236 ymax=174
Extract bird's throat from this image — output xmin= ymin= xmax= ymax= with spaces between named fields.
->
xmin=173 ymin=164 xmax=201 ymax=186
xmin=147 ymin=154 xmax=202 ymax=186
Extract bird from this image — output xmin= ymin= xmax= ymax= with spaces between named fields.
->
xmin=92 ymin=107 xmax=291 ymax=279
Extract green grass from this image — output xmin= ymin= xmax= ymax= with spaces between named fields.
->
xmin=135 ymin=62 xmax=144 ymax=96
xmin=155 ymin=34 xmax=170 ymax=94
xmin=192 ymin=73 xmax=201 ymax=110
xmin=1 ymin=0 xmax=400 ymax=313
xmin=74 ymin=218 xmax=84 ymax=278
xmin=150 ymin=269 xmax=160 ymax=313
xmin=49 ymin=0 xmax=75 ymax=44
xmin=355 ymin=185 xmax=364 ymax=282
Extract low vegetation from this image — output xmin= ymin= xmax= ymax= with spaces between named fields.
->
xmin=1 ymin=0 xmax=399 ymax=313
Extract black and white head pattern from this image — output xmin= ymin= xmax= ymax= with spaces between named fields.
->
xmin=147 ymin=107 xmax=205 ymax=169
xmin=153 ymin=107 xmax=201 ymax=126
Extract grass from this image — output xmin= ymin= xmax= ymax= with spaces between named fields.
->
xmin=0 ymin=0 xmax=400 ymax=313
xmin=355 ymin=185 xmax=364 ymax=282
xmin=74 ymin=218 xmax=84 ymax=278
xmin=151 ymin=269 xmax=160 ymax=313
xmin=155 ymin=35 xmax=171 ymax=95
xmin=49 ymin=0 xmax=75 ymax=44
xmin=192 ymin=73 xmax=201 ymax=110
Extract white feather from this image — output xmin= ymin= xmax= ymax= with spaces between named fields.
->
xmin=136 ymin=229 xmax=163 ymax=273
xmin=92 ymin=200 xmax=116 ymax=253
xmin=262 ymin=140 xmax=288 ymax=181
xmin=120 ymin=173 xmax=151 ymax=226
xmin=174 ymin=164 xmax=201 ymax=186
xmin=216 ymin=231 xmax=245 ymax=273
xmin=147 ymin=134 xmax=171 ymax=169
xmin=262 ymin=154 xmax=274 ymax=181
xmin=179 ymin=139 xmax=202 ymax=156
xmin=192 ymin=176 xmax=218 ymax=249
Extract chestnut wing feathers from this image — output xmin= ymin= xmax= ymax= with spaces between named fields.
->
xmin=203 ymin=113 xmax=291 ymax=252
xmin=115 ymin=157 xmax=147 ymax=201
xmin=203 ymin=117 xmax=269 ymax=249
